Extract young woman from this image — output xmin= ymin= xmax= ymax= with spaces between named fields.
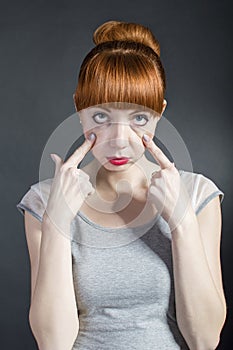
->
xmin=17 ymin=21 xmax=227 ymax=349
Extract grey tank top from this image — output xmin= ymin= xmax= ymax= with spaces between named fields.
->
xmin=16 ymin=170 xmax=224 ymax=350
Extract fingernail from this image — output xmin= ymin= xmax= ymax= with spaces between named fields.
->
xmin=143 ymin=134 xmax=150 ymax=142
xmin=88 ymin=133 xmax=96 ymax=141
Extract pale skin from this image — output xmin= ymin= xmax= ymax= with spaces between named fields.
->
xmin=28 ymin=135 xmax=97 ymax=350
xmin=141 ymin=137 xmax=227 ymax=349
xmin=25 ymin=100 xmax=226 ymax=349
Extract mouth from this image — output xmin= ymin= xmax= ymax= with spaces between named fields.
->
xmin=106 ymin=157 xmax=130 ymax=166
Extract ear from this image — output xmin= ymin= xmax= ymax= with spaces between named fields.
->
xmin=73 ymin=93 xmax=78 ymax=112
xmin=161 ymin=99 xmax=167 ymax=115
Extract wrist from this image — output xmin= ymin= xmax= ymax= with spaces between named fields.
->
xmin=42 ymin=212 xmax=72 ymax=238
xmin=168 ymin=203 xmax=196 ymax=233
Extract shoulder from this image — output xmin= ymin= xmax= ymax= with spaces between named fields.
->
xmin=17 ymin=177 xmax=54 ymax=223
xmin=30 ymin=177 xmax=53 ymax=200
xmin=178 ymin=169 xmax=224 ymax=215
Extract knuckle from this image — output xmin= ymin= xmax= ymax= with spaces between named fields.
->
xmin=80 ymin=170 xmax=90 ymax=179
xmin=71 ymin=167 xmax=79 ymax=176
xmin=58 ymin=166 xmax=66 ymax=175
xmin=151 ymin=171 xmax=160 ymax=177
xmin=60 ymin=163 xmax=70 ymax=172
xmin=148 ymin=186 xmax=156 ymax=195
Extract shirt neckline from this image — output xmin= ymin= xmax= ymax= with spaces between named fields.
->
xmin=76 ymin=169 xmax=184 ymax=232
xmin=77 ymin=209 xmax=161 ymax=233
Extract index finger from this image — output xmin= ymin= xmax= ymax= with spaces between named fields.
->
xmin=142 ymin=134 xmax=173 ymax=169
xmin=65 ymin=133 xmax=96 ymax=168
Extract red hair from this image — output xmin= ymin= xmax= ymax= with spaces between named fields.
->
xmin=74 ymin=21 xmax=166 ymax=115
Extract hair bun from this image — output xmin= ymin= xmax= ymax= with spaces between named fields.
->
xmin=93 ymin=20 xmax=160 ymax=57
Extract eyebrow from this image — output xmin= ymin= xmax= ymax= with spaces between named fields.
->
xmin=94 ymin=107 xmax=150 ymax=115
xmin=129 ymin=110 xmax=150 ymax=115
xmin=96 ymin=107 xmax=111 ymax=113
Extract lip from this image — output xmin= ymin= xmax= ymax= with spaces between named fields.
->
xmin=107 ymin=157 xmax=130 ymax=160
xmin=107 ymin=157 xmax=130 ymax=166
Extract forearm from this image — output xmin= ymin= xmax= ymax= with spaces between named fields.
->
xmin=171 ymin=208 xmax=225 ymax=350
xmin=29 ymin=213 xmax=79 ymax=350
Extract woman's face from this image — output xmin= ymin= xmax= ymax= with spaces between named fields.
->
xmin=78 ymin=102 xmax=162 ymax=171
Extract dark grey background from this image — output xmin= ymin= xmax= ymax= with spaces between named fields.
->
xmin=1 ymin=0 xmax=232 ymax=348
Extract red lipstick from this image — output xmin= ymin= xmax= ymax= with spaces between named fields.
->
xmin=107 ymin=157 xmax=130 ymax=166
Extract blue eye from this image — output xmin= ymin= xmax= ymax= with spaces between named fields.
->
xmin=92 ymin=113 xmax=109 ymax=124
xmin=134 ymin=115 xmax=149 ymax=126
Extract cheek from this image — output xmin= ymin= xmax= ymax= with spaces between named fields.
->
xmin=129 ymin=126 xmax=150 ymax=148
xmin=90 ymin=138 xmax=108 ymax=160
xmin=130 ymin=124 xmax=155 ymax=155
xmin=139 ymin=122 xmax=156 ymax=139
xmin=133 ymin=140 xmax=146 ymax=157
xmin=83 ymin=123 xmax=154 ymax=155
xmin=131 ymin=119 xmax=156 ymax=138
xmin=130 ymin=126 xmax=145 ymax=140
xmin=118 ymin=127 xmax=146 ymax=156
xmin=83 ymin=124 xmax=109 ymax=141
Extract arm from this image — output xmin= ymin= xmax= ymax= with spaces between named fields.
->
xmin=25 ymin=211 xmax=79 ymax=350
xmin=141 ymin=134 xmax=227 ymax=348
xmin=171 ymin=196 xmax=227 ymax=350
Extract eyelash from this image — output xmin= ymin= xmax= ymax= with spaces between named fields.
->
xmin=134 ymin=115 xmax=149 ymax=125
xmin=92 ymin=113 xmax=149 ymax=126
xmin=92 ymin=113 xmax=108 ymax=123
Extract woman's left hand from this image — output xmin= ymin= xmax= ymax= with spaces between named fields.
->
xmin=142 ymin=134 xmax=193 ymax=231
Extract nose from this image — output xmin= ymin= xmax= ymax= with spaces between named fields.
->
xmin=109 ymin=122 xmax=129 ymax=148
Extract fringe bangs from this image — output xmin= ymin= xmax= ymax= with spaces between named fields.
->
xmin=74 ymin=53 xmax=164 ymax=115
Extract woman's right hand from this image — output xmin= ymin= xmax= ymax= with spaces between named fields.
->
xmin=42 ymin=133 xmax=96 ymax=235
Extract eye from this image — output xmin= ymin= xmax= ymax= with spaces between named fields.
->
xmin=92 ymin=112 xmax=109 ymax=124
xmin=133 ymin=114 xmax=149 ymax=126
